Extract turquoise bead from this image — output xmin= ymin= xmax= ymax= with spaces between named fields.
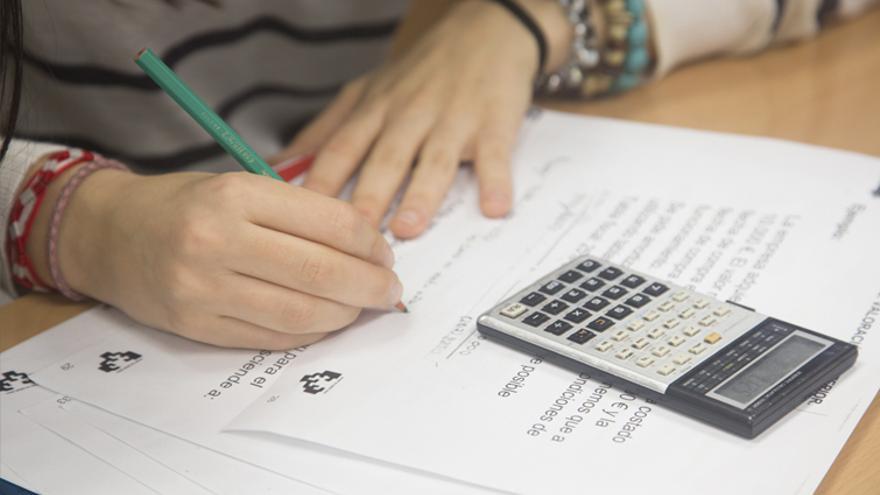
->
xmin=613 ymin=73 xmax=640 ymax=92
xmin=628 ymin=18 xmax=648 ymax=46
xmin=625 ymin=46 xmax=649 ymax=73
xmin=626 ymin=0 xmax=645 ymax=16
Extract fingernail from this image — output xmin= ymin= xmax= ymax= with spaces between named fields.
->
xmin=380 ymin=243 xmax=395 ymax=268
xmin=388 ymin=279 xmax=404 ymax=307
xmin=395 ymin=209 xmax=422 ymax=228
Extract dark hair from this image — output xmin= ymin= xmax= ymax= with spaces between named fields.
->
xmin=0 ymin=0 xmax=23 ymax=163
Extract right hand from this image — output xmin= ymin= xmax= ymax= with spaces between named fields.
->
xmin=58 ymin=170 xmax=402 ymax=350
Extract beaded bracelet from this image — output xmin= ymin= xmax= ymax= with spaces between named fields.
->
xmin=537 ymin=0 xmax=602 ymax=95
xmin=6 ymin=150 xmax=94 ymax=291
xmin=47 ymin=156 xmax=129 ymax=301
xmin=599 ymin=0 xmax=651 ymax=93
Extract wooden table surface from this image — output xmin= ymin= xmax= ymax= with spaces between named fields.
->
xmin=2 ymin=7 xmax=879 ymax=494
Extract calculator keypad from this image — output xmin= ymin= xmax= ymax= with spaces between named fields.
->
xmin=488 ymin=256 xmax=759 ymax=390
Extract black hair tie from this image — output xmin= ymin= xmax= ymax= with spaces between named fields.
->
xmin=487 ymin=0 xmax=548 ymax=78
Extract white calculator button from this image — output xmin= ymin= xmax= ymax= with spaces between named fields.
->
xmin=713 ymin=306 xmax=731 ymax=317
xmin=704 ymin=332 xmax=722 ymax=344
xmin=657 ymin=364 xmax=677 ymax=376
xmin=595 ymin=340 xmax=614 ymax=352
xmin=663 ymin=318 xmax=680 ymax=329
xmin=658 ymin=301 xmax=676 ymax=312
xmin=689 ymin=342 xmax=708 ymax=355
xmin=643 ymin=311 xmax=661 ymax=322
xmin=627 ymin=320 xmax=645 ymax=332
xmin=693 ymin=299 xmax=710 ymax=309
xmin=636 ymin=356 xmax=655 ymax=368
xmin=682 ymin=325 xmax=700 ymax=337
xmin=500 ymin=303 xmax=528 ymax=318
xmin=699 ymin=315 xmax=717 ymax=326
xmin=632 ymin=337 xmax=650 ymax=349
xmin=611 ymin=330 xmax=629 ymax=342
xmin=672 ymin=291 xmax=689 ymax=302
xmin=673 ymin=354 xmax=691 ymax=365
xmin=668 ymin=335 xmax=686 ymax=347
xmin=679 ymin=308 xmax=696 ymax=319
xmin=647 ymin=327 xmax=666 ymax=339
xmin=615 ymin=348 xmax=634 ymax=360
xmin=652 ymin=345 xmax=671 ymax=357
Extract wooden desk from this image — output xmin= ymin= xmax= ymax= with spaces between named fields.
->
xmin=2 ymin=7 xmax=879 ymax=494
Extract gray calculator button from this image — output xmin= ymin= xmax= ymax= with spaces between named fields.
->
xmin=643 ymin=282 xmax=669 ymax=297
xmin=523 ymin=312 xmax=550 ymax=327
xmin=564 ymin=308 xmax=591 ymax=324
xmin=576 ymin=259 xmax=602 ymax=273
xmin=558 ymin=270 xmax=583 ymax=283
xmin=579 ymin=277 xmax=606 ymax=292
xmin=624 ymin=293 xmax=651 ymax=308
xmin=602 ymin=285 xmax=628 ymax=300
xmin=587 ymin=316 xmax=614 ymax=332
xmin=545 ymin=320 xmax=573 ymax=336
xmin=561 ymin=288 xmax=588 ymax=303
xmin=621 ymin=274 xmax=646 ymax=288
xmin=539 ymin=280 xmax=565 ymax=295
xmin=567 ymin=329 xmax=596 ymax=344
xmin=584 ymin=296 xmax=610 ymax=311
xmin=542 ymin=300 xmax=569 ymax=315
xmin=607 ymin=305 xmax=633 ymax=320
xmin=520 ymin=292 xmax=547 ymax=307
xmin=598 ymin=267 xmax=624 ymax=281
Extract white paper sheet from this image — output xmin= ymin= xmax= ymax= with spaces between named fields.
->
xmin=28 ymin=110 xmax=880 ymax=494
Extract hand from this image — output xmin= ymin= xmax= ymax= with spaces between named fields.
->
xmin=276 ymin=0 xmax=570 ymax=238
xmin=50 ymin=171 xmax=401 ymax=350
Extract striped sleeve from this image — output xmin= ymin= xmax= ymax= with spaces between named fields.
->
xmin=0 ymin=139 xmax=68 ymax=297
xmin=647 ymin=0 xmax=879 ymax=76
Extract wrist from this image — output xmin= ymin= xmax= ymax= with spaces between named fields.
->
xmin=516 ymin=0 xmax=573 ymax=73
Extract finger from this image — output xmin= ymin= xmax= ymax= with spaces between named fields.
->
xmin=389 ymin=119 xmax=473 ymax=238
xmin=231 ymin=174 xmax=393 ymax=267
xmin=304 ymin=99 xmax=387 ymax=196
xmin=474 ymin=114 xmax=519 ymax=218
xmin=181 ymin=315 xmax=328 ymax=350
xmin=216 ymin=273 xmax=361 ymax=335
xmin=230 ymin=225 xmax=403 ymax=309
xmin=351 ymin=113 xmax=435 ymax=225
xmin=273 ymin=78 xmax=368 ymax=163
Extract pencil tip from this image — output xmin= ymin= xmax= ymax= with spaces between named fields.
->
xmin=394 ymin=301 xmax=409 ymax=313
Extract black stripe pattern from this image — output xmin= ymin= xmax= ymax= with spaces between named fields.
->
xmin=24 ymin=15 xmax=398 ymax=89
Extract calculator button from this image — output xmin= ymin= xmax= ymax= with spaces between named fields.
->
xmin=539 ymin=280 xmax=565 ymax=295
xmin=704 ymin=332 xmax=722 ymax=344
xmin=671 ymin=291 xmax=689 ymax=302
xmin=678 ymin=308 xmax=696 ymax=319
xmin=615 ymin=348 xmax=634 ymax=360
xmin=595 ymin=340 xmax=614 ymax=352
xmin=627 ymin=320 xmax=646 ymax=332
xmin=713 ymin=306 xmax=731 ymax=317
xmin=682 ymin=326 xmax=700 ymax=337
xmin=689 ymin=342 xmax=708 ymax=355
xmin=542 ymin=300 xmax=569 ymax=315
xmin=587 ymin=317 xmax=615 ymax=332
xmin=667 ymin=335 xmax=686 ymax=347
xmin=576 ymin=259 xmax=602 ymax=273
xmin=520 ymin=292 xmax=547 ymax=307
xmin=545 ymin=320 xmax=573 ymax=336
xmin=657 ymin=364 xmax=677 ymax=376
xmin=672 ymin=354 xmax=692 ymax=365
xmin=602 ymin=285 xmax=628 ymax=300
xmin=663 ymin=318 xmax=680 ymax=329
xmin=567 ymin=329 xmax=596 ymax=344
xmin=611 ymin=330 xmax=629 ymax=342
xmin=563 ymin=308 xmax=591 ymax=324
xmin=579 ymin=277 xmax=606 ymax=292
xmin=699 ymin=315 xmax=718 ymax=326
xmin=598 ymin=267 xmax=624 ymax=281
xmin=643 ymin=311 xmax=661 ymax=322
xmin=621 ymin=274 xmax=646 ymax=289
xmin=647 ymin=327 xmax=666 ymax=339
xmin=561 ymin=288 xmax=588 ymax=303
xmin=643 ymin=282 xmax=669 ymax=297
xmin=693 ymin=298 xmax=710 ymax=309
xmin=624 ymin=293 xmax=651 ymax=308
xmin=500 ymin=303 xmax=528 ymax=319
xmin=584 ymin=296 xmax=611 ymax=311
xmin=632 ymin=337 xmax=650 ymax=349
xmin=652 ymin=345 xmax=671 ymax=357
xmin=523 ymin=312 xmax=550 ymax=327
xmin=558 ymin=270 xmax=583 ymax=283
xmin=607 ymin=305 xmax=634 ymax=320
xmin=658 ymin=301 xmax=676 ymax=312
xmin=636 ymin=356 xmax=655 ymax=368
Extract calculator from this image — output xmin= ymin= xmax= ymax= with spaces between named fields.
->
xmin=477 ymin=256 xmax=858 ymax=438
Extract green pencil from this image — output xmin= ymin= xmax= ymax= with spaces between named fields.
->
xmin=134 ymin=48 xmax=283 ymax=181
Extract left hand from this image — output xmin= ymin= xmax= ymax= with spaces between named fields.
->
xmin=276 ymin=1 xmax=568 ymax=238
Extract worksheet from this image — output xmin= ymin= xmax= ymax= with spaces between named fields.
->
xmin=30 ymin=111 xmax=880 ymax=494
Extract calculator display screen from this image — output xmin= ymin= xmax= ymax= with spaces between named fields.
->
xmin=714 ymin=335 xmax=824 ymax=406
